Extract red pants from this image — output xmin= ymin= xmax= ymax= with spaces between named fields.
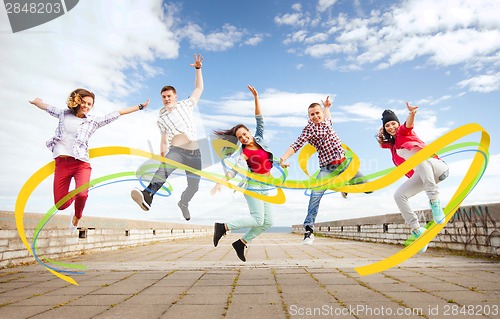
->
xmin=53 ymin=157 xmax=92 ymax=219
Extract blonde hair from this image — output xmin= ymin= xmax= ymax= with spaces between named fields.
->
xmin=66 ymin=88 xmax=95 ymax=115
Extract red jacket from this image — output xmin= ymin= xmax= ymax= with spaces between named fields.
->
xmin=380 ymin=122 xmax=429 ymax=178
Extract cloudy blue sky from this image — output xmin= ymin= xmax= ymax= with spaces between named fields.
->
xmin=1 ymin=0 xmax=498 ymax=227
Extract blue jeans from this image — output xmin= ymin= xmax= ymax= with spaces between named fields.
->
xmin=226 ymin=181 xmax=273 ymax=243
xmin=303 ymin=164 xmax=366 ymax=231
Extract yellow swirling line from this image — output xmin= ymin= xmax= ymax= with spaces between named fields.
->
xmin=15 ymin=123 xmax=489 ymax=284
xmin=14 ymin=147 xmax=286 ymax=285
xmin=212 ymin=124 xmax=490 ymax=275
xmin=354 ymin=123 xmax=489 ymax=275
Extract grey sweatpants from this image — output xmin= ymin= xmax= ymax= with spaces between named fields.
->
xmin=394 ymin=148 xmax=449 ymax=230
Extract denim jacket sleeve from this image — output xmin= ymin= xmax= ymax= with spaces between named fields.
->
xmin=254 ymin=114 xmax=264 ymax=141
xmin=224 ymin=150 xmax=247 ymax=180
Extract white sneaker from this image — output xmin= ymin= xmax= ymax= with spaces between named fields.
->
xmin=302 ymin=232 xmax=314 ymax=245
xmin=69 ymin=214 xmax=78 ymax=235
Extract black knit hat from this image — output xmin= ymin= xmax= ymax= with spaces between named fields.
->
xmin=381 ymin=109 xmax=399 ymax=126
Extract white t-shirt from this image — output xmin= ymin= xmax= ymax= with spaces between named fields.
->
xmin=53 ymin=114 xmax=84 ymax=158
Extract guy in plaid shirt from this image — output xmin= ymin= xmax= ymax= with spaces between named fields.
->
xmin=280 ymin=96 xmax=369 ymax=244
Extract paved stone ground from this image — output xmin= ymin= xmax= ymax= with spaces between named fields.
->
xmin=0 ymin=232 xmax=499 ymax=319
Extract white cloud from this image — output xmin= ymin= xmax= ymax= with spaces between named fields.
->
xmin=457 ymin=73 xmax=500 ymax=93
xmin=205 ymin=88 xmax=335 ymax=119
xmin=352 ymin=0 xmax=364 ymax=16
xmin=342 ymin=102 xmax=383 ymax=120
xmin=0 ymin=0 xmax=177 ymax=99
xmin=291 ymin=3 xmax=302 ymax=12
xmin=414 ymin=94 xmax=457 ymax=107
xmin=317 ymin=0 xmax=338 ymax=13
xmin=181 ymin=23 xmax=246 ymax=52
xmin=275 ymin=12 xmax=305 ymax=27
xmin=339 ymin=101 xmax=451 ymax=142
xmin=283 ymin=30 xmax=308 ymax=45
xmin=323 ymin=59 xmax=338 ymax=70
xmin=276 ymin=0 xmax=500 ymax=92
xmin=0 ymin=0 xmax=190 ymax=217
xmin=304 ymin=32 xmax=330 ymax=44
xmin=447 ymin=153 xmax=500 ymax=178
xmin=243 ymin=35 xmax=264 ymax=46
xmin=304 ymin=43 xmax=343 ymax=57
xmin=428 ymin=95 xmax=452 ymax=106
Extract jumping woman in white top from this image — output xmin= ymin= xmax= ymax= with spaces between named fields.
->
xmin=30 ymin=88 xmax=149 ymax=234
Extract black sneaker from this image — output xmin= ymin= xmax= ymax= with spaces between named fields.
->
xmin=232 ymin=239 xmax=247 ymax=262
xmin=213 ymin=223 xmax=226 ymax=247
xmin=178 ymin=201 xmax=190 ymax=221
xmin=302 ymin=231 xmax=314 ymax=245
xmin=131 ymin=188 xmax=152 ymax=211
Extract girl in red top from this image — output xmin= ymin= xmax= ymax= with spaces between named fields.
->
xmin=378 ymin=102 xmax=449 ymax=252
xmin=211 ymin=85 xmax=274 ymax=262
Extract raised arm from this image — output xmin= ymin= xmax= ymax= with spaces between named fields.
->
xmin=118 ymin=98 xmax=150 ymax=115
xmin=322 ymin=96 xmax=332 ymax=119
xmin=405 ymin=101 xmax=418 ymax=128
xmin=247 ymin=85 xmax=261 ymax=115
xmin=29 ymin=98 xmax=49 ymax=110
xmin=188 ymin=53 xmax=204 ymax=105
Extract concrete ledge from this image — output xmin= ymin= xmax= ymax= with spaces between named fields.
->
xmin=293 ymin=202 xmax=500 ymax=256
xmin=0 ymin=211 xmax=212 ymax=268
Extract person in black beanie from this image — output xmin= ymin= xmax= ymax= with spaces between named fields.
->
xmin=376 ymin=102 xmax=449 ymax=252
xmin=381 ymin=109 xmax=400 ymax=142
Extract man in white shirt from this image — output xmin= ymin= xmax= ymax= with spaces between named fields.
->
xmin=131 ymin=54 xmax=204 ymax=221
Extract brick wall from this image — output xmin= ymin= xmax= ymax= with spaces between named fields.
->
xmin=0 ymin=211 xmax=212 ymax=268
xmin=292 ymin=203 xmax=500 ymax=256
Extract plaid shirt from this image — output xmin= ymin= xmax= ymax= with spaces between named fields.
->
xmin=45 ymin=106 xmax=120 ymax=162
xmin=290 ymin=117 xmax=345 ymax=168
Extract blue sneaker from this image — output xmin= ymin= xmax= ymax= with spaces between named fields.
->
xmin=430 ymin=199 xmax=445 ymax=224
xmin=410 ymin=227 xmax=428 ymax=253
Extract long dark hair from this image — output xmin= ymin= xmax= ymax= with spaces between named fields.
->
xmin=213 ymin=124 xmax=249 ymax=156
xmin=382 ymin=128 xmax=396 ymax=145
xmin=213 ymin=124 xmax=249 ymax=139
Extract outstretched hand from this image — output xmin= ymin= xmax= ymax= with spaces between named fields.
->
xmin=141 ymin=98 xmax=151 ymax=110
xmin=321 ymin=96 xmax=332 ymax=108
xmin=377 ymin=127 xmax=386 ymax=143
xmin=211 ymin=183 xmax=223 ymax=196
xmin=279 ymin=158 xmax=290 ymax=168
xmin=29 ymin=98 xmax=47 ymax=110
xmin=190 ymin=53 xmax=204 ymax=69
xmin=247 ymin=85 xmax=258 ymax=97
xmin=406 ymin=101 xmax=418 ymax=113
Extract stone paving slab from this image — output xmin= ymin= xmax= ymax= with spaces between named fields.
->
xmin=0 ymin=232 xmax=499 ymax=319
